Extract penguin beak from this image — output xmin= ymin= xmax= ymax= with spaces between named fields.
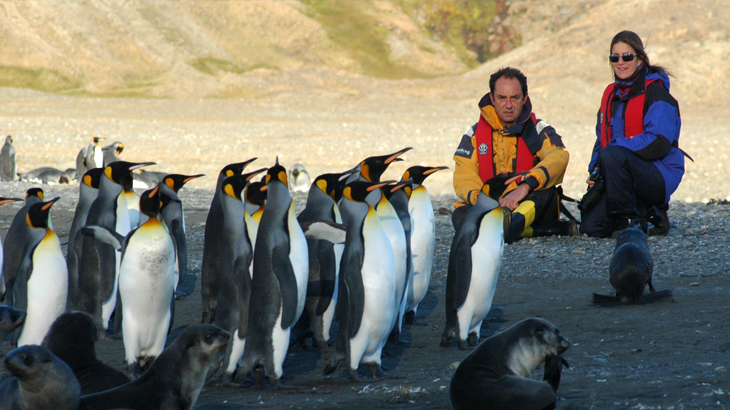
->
xmin=244 ymin=168 xmax=267 ymax=182
xmin=183 ymin=174 xmax=205 ymax=184
xmin=384 ymin=147 xmax=413 ymax=165
xmin=0 ymin=197 xmax=22 ymax=206
xmin=424 ymin=166 xmax=449 ymax=175
xmin=367 ymin=180 xmax=395 ymax=192
xmin=127 ymin=162 xmax=156 ymax=172
xmin=41 ymin=197 xmax=61 ymax=211
xmin=150 ymin=186 xmax=160 ymax=197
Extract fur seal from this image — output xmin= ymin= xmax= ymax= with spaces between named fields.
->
xmin=42 ymin=311 xmax=130 ymax=395
xmin=79 ymin=324 xmax=230 ymax=410
xmin=593 ymin=223 xmax=673 ymax=305
xmin=0 ymin=345 xmax=81 ymax=410
xmin=450 ymin=317 xmax=571 ymax=410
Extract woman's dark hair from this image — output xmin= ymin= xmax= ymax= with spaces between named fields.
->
xmin=610 ymin=30 xmax=671 ymax=77
xmin=489 ymin=67 xmax=528 ymax=97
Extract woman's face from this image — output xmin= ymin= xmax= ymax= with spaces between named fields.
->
xmin=611 ymin=41 xmax=641 ymax=80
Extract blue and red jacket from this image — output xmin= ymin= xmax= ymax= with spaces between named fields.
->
xmin=589 ymin=67 xmax=684 ymax=204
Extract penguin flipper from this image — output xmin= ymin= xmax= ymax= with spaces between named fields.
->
xmin=80 ymin=226 xmax=125 ymax=252
xmin=272 ymin=245 xmax=299 ymax=330
xmin=315 ymin=241 xmax=337 ymax=316
xmin=300 ymin=221 xmax=347 ymax=245
xmin=448 ymin=219 xmax=478 ymax=310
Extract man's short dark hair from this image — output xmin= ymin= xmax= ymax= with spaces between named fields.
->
xmin=489 ymin=67 xmax=528 ymax=97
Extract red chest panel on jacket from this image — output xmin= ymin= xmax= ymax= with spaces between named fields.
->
xmin=599 ymin=79 xmax=660 ymax=148
xmin=474 ymin=113 xmax=536 ymax=182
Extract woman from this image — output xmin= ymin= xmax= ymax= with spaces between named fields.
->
xmin=579 ymin=30 xmax=685 ymax=238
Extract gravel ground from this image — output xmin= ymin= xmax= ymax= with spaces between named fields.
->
xmin=1 ymin=87 xmax=729 ymax=409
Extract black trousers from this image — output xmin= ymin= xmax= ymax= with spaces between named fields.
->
xmin=579 ymin=145 xmax=666 ymax=238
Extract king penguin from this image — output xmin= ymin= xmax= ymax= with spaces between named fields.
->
xmin=76 ymin=137 xmax=104 ymax=177
xmin=0 ymin=197 xmax=23 ymax=301
xmin=402 ymin=165 xmax=449 ymax=324
xmin=244 ymin=179 xmax=267 ymax=225
xmin=158 ymin=173 xmax=204 ymax=297
xmin=293 ymin=171 xmax=351 ymax=352
xmin=323 ymin=180 xmax=398 ymax=381
xmin=102 ymin=141 xmax=124 ymax=167
xmin=66 ymin=168 xmax=104 ymax=310
xmin=440 ymin=174 xmax=514 ymax=349
xmin=0 ymin=135 xmax=17 ymax=181
xmin=118 ymin=186 xmax=176 ymax=373
xmin=77 ymin=161 xmax=154 ymax=336
xmin=237 ymin=160 xmax=310 ymax=386
xmin=357 ymin=147 xmax=412 ymax=343
xmin=200 ymin=159 xmax=257 ymax=324
xmin=215 ymin=168 xmax=266 ymax=382
xmin=1 ymin=188 xmax=46 ymax=305
xmin=13 ymin=197 xmax=68 ymax=347
xmin=288 ymin=163 xmax=311 ymax=193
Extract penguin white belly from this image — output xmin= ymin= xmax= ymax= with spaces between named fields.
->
xmin=456 ymin=207 xmax=504 ymax=341
xmin=225 ymin=329 xmax=246 ymax=375
xmin=406 ymin=189 xmax=436 ymax=313
xmin=102 ymin=192 xmax=133 ymax=328
xmin=119 ymin=221 xmax=175 ymax=365
xmin=377 ymin=201 xmax=407 ymax=328
xmin=93 ymin=146 xmax=103 ymax=169
xmin=245 ymin=212 xmax=258 ymax=266
xmin=349 ymin=214 xmax=397 ymax=369
xmin=288 ymin=202 xmax=309 ymax=323
xmin=125 ymin=191 xmax=141 ymax=230
xmin=321 ymin=242 xmax=343 ymax=341
xmin=19 ymin=233 xmax=68 ymax=346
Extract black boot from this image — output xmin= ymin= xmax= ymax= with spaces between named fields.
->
xmin=647 ymin=205 xmax=670 ymax=236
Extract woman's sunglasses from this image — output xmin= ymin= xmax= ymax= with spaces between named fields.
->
xmin=609 ymin=53 xmax=637 ymax=63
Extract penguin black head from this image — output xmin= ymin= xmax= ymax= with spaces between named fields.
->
xmin=223 ymin=168 xmax=267 ymax=201
xmin=480 ymin=172 xmax=528 ymax=200
xmin=220 ymin=158 xmax=257 ymax=178
xmin=26 ymin=197 xmax=60 ymax=229
xmin=343 ymin=180 xmax=394 ymax=203
xmin=359 ymin=147 xmax=412 ymax=183
xmin=0 ymin=197 xmax=23 ymax=207
xmin=82 ymin=168 xmax=105 ymax=189
xmin=104 ymin=161 xmax=156 ymax=185
xmin=25 ymin=188 xmax=45 ymax=202
xmin=264 ymin=159 xmax=288 ymax=189
xmin=5 ymin=135 xmax=12 ymax=144
xmin=92 ymin=136 xmax=104 ymax=144
xmin=139 ymin=186 xmax=162 ymax=218
xmin=162 ymin=174 xmax=205 ymax=193
xmin=402 ymin=165 xmax=449 ymax=186
xmin=313 ymin=172 xmax=351 ymax=200
xmin=382 ymin=179 xmax=413 ymax=201
xmin=245 ymin=181 xmax=267 ymax=206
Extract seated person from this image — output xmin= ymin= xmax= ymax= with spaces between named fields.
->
xmin=452 ymin=67 xmax=575 ymax=242
xmin=579 ymin=30 xmax=685 ymax=238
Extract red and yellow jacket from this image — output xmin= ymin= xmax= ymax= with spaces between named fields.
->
xmin=453 ymin=95 xmax=569 ymax=205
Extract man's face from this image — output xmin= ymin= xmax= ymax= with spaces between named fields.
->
xmin=490 ymin=77 xmax=527 ymax=126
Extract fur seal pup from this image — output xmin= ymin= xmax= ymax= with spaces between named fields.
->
xmin=0 ymin=306 xmax=26 ymax=341
xmin=450 ymin=317 xmax=571 ymax=410
xmin=200 ymin=159 xmax=257 ymax=324
xmin=593 ymin=223 xmax=673 ymax=305
xmin=0 ymin=345 xmax=81 ymax=410
xmin=79 ymin=324 xmax=230 ymax=410
xmin=441 ymin=174 xmax=514 ymax=349
xmin=42 ymin=311 xmax=130 ymax=395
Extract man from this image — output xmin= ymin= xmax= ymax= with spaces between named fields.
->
xmin=452 ymin=67 xmax=575 ymax=242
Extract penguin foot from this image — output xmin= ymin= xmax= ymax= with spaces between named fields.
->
xmin=316 ymin=340 xmax=333 ymax=354
xmin=367 ymin=363 xmax=403 ymax=381
xmin=457 ymin=339 xmax=474 ymax=351
xmin=467 ymin=332 xmax=479 ymax=347
xmin=174 ymin=290 xmax=188 ymax=300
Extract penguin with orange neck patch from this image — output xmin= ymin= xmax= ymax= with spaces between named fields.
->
xmin=13 ymin=197 xmax=68 ymax=346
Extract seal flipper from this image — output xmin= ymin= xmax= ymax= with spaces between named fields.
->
xmin=641 ymin=289 xmax=674 ymax=304
xmin=543 ymin=354 xmax=569 ymax=393
xmin=592 ymin=292 xmax=622 ymax=306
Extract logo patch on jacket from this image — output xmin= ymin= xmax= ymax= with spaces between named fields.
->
xmin=478 ymin=143 xmax=489 ymax=156
xmin=454 ymin=134 xmax=474 ymax=158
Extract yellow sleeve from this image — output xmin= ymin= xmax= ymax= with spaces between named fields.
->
xmin=525 ymin=137 xmax=570 ymax=190
xmin=452 ymin=130 xmax=482 ymax=205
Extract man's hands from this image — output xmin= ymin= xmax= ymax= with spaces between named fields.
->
xmin=586 ymin=175 xmax=595 ymax=188
xmin=498 ymin=175 xmax=530 ymax=211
